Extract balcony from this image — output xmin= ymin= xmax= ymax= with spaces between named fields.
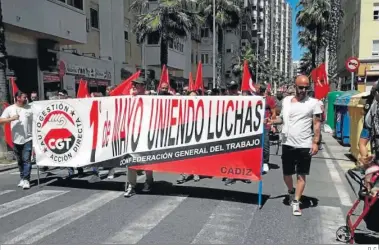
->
xmin=252 ymin=10 xmax=258 ymax=18
xmin=143 ymin=44 xmax=187 ymax=71
xmin=259 ymin=1 xmax=264 ymax=9
xmin=2 ymin=0 xmax=87 ymax=44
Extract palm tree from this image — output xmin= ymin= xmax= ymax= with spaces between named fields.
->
xmin=328 ymin=0 xmax=343 ymax=87
xmin=198 ymin=0 xmax=240 ymax=87
xmin=296 ymin=0 xmax=331 ymax=68
xmin=0 ymin=0 xmax=9 ymax=157
xmin=0 ymin=0 xmax=7 ymax=103
xmin=131 ymin=0 xmax=200 ymax=67
xmin=299 ymin=51 xmax=313 ymax=76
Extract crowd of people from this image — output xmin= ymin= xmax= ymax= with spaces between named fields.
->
xmin=0 ymin=74 xmax=326 ymax=216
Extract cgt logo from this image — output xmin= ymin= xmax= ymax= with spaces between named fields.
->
xmin=35 ymin=102 xmax=83 ymax=163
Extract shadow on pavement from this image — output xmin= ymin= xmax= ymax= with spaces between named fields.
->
xmin=354 ymin=232 xmax=379 ymax=244
xmin=46 ymin=178 xmax=270 ymax=206
xmin=268 ymin=163 xmax=280 ymax=170
xmin=269 ymin=194 xmax=319 ymax=210
xmin=30 ymin=176 xmax=61 ymax=187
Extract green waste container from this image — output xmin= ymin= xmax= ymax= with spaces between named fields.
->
xmin=326 ymin=91 xmax=343 ymax=129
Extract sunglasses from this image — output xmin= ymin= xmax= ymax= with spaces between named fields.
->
xmin=296 ymin=86 xmax=309 ymax=90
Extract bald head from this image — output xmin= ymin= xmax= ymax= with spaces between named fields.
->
xmin=294 ymin=75 xmax=310 ymax=100
xmin=295 ymin=75 xmax=310 ymax=86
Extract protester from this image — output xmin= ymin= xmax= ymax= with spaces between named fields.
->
xmin=359 ymin=83 xmax=379 ymax=168
xmin=30 ymin=91 xmax=38 ymax=102
xmin=124 ymin=77 xmax=154 ymax=197
xmin=0 ymin=91 xmax=33 ymax=189
xmin=177 ymin=90 xmax=202 ymax=184
xmin=158 ymin=82 xmax=173 ymax=96
xmin=358 ymin=83 xmax=379 ymax=197
xmin=271 ymin=75 xmax=322 ymax=216
xmin=259 ymin=84 xmax=277 ymax=173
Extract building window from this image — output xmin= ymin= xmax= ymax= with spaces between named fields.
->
xmin=373 ymin=40 xmax=379 ymax=56
xmin=201 ymin=28 xmax=210 ymax=38
xmin=191 ymin=53 xmax=194 ymax=63
xmin=124 ymin=25 xmax=129 ymax=41
xmin=67 ymin=0 xmax=83 ymax=10
xmin=374 ymin=4 xmax=379 ymax=20
xmin=201 ymin=53 xmax=209 ymax=64
xmin=147 ymin=32 xmax=160 ymax=44
xmin=124 ymin=31 xmax=129 ymax=41
xmin=90 ymin=8 xmax=99 ymax=29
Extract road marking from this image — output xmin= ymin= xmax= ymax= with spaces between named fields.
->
xmin=322 ymin=150 xmax=353 ymax=206
xmin=0 ymin=191 xmax=122 ymax=244
xmin=106 ymin=195 xmax=187 ymax=244
xmin=0 ymin=190 xmax=15 ymax=196
xmin=192 ymin=201 xmax=257 ymax=244
xmin=318 ymin=206 xmax=345 ymax=244
xmin=0 ymin=190 xmax=69 ymax=219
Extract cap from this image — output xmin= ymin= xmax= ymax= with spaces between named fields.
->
xmin=132 ymin=77 xmax=145 ymax=85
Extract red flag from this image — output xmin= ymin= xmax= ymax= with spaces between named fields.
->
xmin=188 ymin=72 xmax=195 ymax=91
xmin=313 ymin=63 xmax=329 ymax=100
xmin=241 ymin=60 xmax=256 ymax=93
xmin=76 ymin=79 xmax=90 ymax=98
xmin=10 ymin=77 xmax=18 ymax=96
xmin=9 ymin=77 xmax=18 ymax=103
xmin=1 ymin=102 xmax=13 ymax=149
xmin=110 ymin=71 xmax=141 ymax=96
xmin=156 ymin=65 xmax=175 ymax=94
xmin=194 ymin=61 xmax=204 ymax=94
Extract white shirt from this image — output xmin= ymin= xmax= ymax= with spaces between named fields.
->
xmin=281 ymin=96 xmax=322 ymax=148
xmin=1 ymin=104 xmax=33 ymax=145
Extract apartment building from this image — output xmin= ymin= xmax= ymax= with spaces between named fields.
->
xmin=2 ymin=0 xmax=142 ymax=99
xmin=291 ymin=60 xmax=301 ymax=78
xmin=266 ymin=0 xmax=292 ymax=81
xmin=337 ymin=0 xmax=379 ymax=91
xmin=200 ymin=0 xmax=257 ymax=88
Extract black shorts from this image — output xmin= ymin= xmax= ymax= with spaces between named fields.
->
xmin=281 ymin=145 xmax=312 ymax=176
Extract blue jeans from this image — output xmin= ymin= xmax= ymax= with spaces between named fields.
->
xmin=14 ymin=140 xmax=32 ymax=181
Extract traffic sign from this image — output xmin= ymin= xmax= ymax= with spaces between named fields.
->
xmin=345 ymin=57 xmax=360 ymax=72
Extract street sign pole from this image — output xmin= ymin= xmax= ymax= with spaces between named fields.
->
xmin=345 ymin=57 xmax=360 ymax=90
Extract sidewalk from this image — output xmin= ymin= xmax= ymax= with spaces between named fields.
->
xmin=0 ymin=161 xmax=17 ymax=172
xmin=321 ymin=132 xmax=357 ymax=171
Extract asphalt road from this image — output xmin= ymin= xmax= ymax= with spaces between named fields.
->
xmin=0 ymin=134 xmax=377 ymax=244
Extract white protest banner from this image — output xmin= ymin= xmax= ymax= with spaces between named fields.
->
xmin=32 ymin=96 xmax=265 ymax=180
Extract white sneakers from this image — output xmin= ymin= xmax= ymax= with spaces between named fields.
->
xmin=291 ymin=200 xmax=302 ymax=216
xmin=17 ymin=180 xmax=24 ymax=187
xmin=263 ymin=163 xmax=269 ymax=172
xmin=17 ymin=180 xmax=30 ymax=189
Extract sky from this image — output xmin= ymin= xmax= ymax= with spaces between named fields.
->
xmin=288 ymin=0 xmax=303 ymax=61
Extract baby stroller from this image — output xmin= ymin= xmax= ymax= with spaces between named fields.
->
xmin=336 ymin=168 xmax=379 ymax=244
xmin=269 ymin=125 xmax=281 ymax=155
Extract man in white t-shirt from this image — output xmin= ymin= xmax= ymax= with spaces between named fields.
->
xmin=0 ymin=91 xmax=33 ymax=189
xmin=270 ymin=75 xmax=322 ymax=216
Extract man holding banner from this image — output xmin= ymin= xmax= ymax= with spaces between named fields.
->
xmin=271 ymin=75 xmax=322 ymax=216
xmin=124 ymin=77 xmax=154 ymax=197
xmin=0 ymin=91 xmax=33 ymax=189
